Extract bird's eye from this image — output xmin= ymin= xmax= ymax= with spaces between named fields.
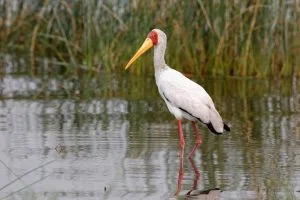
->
xmin=148 ymin=31 xmax=158 ymax=45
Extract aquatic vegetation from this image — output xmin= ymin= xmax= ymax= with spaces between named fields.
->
xmin=0 ymin=0 xmax=299 ymax=77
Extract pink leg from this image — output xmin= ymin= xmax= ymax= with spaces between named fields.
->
xmin=178 ymin=120 xmax=185 ymax=148
xmin=188 ymin=121 xmax=202 ymax=158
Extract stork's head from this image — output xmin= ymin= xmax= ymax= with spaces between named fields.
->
xmin=125 ymin=29 xmax=166 ymax=69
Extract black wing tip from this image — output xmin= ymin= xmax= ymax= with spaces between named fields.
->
xmin=207 ymin=122 xmax=231 ymax=135
xmin=207 ymin=122 xmax=222 ymax=135
xmin=224 ymin=123 xmax=230 ymax=132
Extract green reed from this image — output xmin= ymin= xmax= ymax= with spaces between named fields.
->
xmin=0 ymin=0 xmax=299 ymax=77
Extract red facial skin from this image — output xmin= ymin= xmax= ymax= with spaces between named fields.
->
xmin=147 ymin=31 xmax=158 ymax=45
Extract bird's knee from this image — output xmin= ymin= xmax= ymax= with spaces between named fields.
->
xmin=196 ymin=139 xmax=202 ymax=145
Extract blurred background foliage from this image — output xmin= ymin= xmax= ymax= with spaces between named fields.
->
xmin=0 ymin=0 xmax=299 ymax=77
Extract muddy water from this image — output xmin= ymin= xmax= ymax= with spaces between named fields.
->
xmin=0 ymin=57 xmax=299 ymax=199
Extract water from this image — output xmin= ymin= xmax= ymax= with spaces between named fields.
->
xmin=0 ymin=55 xmax=300 ymax=200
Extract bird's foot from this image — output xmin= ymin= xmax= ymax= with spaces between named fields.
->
xmin=196 ymin=139 xmax=202 ymax=145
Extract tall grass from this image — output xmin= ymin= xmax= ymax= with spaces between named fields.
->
xmin=0 ymin=0 xmax=299 ymax=77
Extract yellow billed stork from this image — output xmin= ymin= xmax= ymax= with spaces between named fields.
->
xmin=125 ymin=29 xmax=230 ymax=157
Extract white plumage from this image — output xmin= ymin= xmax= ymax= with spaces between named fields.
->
xmin=152 ymin=29 xmax=229 ymax=134
xmin=156 ymin=67 xmax=225 ymax=133
xmin=125 ymin=28 xmax=230 ymax=156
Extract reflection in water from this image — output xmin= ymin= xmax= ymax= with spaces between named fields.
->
xmin=0 ymin=56 xmax=300 ymax=199
xmin=175 ymin=149 xmax=201 ymax=196
xmin=175 ymin=148 xmax=221 ymax=200
xmin=187 ymin=158 xmax=201 ymax=194
xmin=175 ymin=148 xmax=185 ymax=196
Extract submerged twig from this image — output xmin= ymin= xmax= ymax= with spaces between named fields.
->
xmin=0 ymin=159 xmax=55 ymax=193
xmin=1 ymin=175 xmax=50 ymax=200
xmin=0 ymin=160 xmax=34 ymax=194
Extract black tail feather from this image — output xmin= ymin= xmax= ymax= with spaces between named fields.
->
xmin=206 ymin=122 xmax=230 ymax=135
xmin=207 ymin=122 xmax=222 ymax=135
xmin=224 ymin=123 xmax=230 ymax=132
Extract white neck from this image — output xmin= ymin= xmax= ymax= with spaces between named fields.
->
xmin=153 ymin=41 xmax=167 ymax=72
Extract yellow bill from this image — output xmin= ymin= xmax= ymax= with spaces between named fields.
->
xmin=125 ymin=38 xmax=153 ymax=70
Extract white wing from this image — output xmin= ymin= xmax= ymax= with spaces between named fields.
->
xmin=156 ymin=68 xmax=225 ymax=133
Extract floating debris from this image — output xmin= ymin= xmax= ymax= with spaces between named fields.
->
xmin=55 ymin=144 xmax=66 ymax=154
